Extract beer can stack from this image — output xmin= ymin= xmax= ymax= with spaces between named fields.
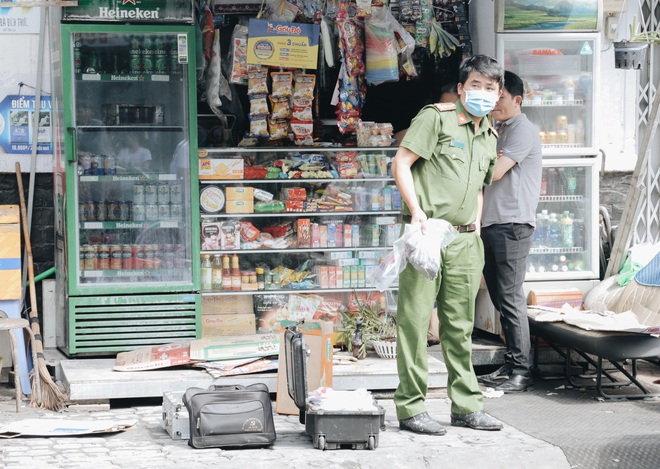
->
xmin=80 ymin=243 xmax=184 ymax=273
xmin=132 ymin=181 xmax=183 ymax=222
xmin=80 ymin=153 xmax=116 ymax=176
xmin=128 ymin=34 xmax=179 ymax=76
xmin=79 ymin=200 xmax=131 ymax=222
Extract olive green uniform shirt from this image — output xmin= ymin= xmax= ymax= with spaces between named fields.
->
xmin=399 ymin=101 xmax=498 ymax=225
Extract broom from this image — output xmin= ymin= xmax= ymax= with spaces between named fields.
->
xmin=15 ymin=163 xmax=68 ymax=411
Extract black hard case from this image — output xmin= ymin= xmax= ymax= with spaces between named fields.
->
xmin=182 ymin=384 xmax=276 ymax=449
xmin=284 ymin=325 xmax=386 ymax=450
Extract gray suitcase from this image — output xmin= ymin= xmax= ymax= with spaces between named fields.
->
xmin=162 ymin=391 xmax=190 ymax=440
xmin=284 ymin=324 xmax=386 ymax=450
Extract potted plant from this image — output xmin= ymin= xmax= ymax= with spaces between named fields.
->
xmin=338 ymin=293 xmax=397 ymax=359
xmin=614 ymin=16 xmax=660 ymax=70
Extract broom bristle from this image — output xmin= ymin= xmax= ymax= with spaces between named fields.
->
xmin=30 ymin=360 xmax=67 ymax=411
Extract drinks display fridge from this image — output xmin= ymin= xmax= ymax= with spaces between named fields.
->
xmin=50 ymin=2 xmax=200 ymax=356
xmin=473 ymin=7 xmax=602 ymax=335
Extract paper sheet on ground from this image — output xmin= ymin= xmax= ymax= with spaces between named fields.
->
xmin=0 ymin=419 xmax=137 ymax=438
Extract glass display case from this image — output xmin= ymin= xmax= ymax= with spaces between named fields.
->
xmin=197 ymin=146 xmax=401 ymax=334
xmin=526 ymin=158 xmax=600 ymax=281
xmin=497 ymin=33 xmax=599 ymax=157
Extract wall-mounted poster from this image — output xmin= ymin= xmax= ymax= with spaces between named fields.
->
xmin=0 ymin=95 xmax=52 ymax=155
xmin=246 ymin=19 xmax=320 ymax=70
xmin=496 ymin=0 xmax=601 ymax=32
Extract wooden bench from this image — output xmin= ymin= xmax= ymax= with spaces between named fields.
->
xmin=528 ymin=315 xmax=660 ymax=400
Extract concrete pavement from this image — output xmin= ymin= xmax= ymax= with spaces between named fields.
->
xmin=0 ymin=386 xmax=571 ymax=469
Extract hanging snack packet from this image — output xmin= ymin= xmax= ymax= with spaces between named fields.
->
xmin=291 ymin=119 xmax=314 ymax=146
xmin=249 ymin=94 xmax=269 ymax=116
xmin=229 ymin=24 xmax=249 ymax=84
xmin=247 ymin=70 xmax=268 ymax=95
xmin=292 ymin=97 xmax=313 ymax=121
xmin=270 ymin=95 xmax=292 ymax=119
xmin=293 ymin=73 xmax=316 ymax=99
xmin=249 ymin=115 xmax=269 ymax=137
xmin=271 ymin=71 xmax=293 ymax=97
xmin=268 ymin=117 xmax=289 ymax=140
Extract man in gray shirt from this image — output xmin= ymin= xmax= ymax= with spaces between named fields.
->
xmin=478 ymin=71 xmax=542 ymax=393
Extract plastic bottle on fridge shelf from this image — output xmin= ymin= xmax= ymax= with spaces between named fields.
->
xmin=561 ymin=210 xmax=574 ymax=247
xmin=576 ymin=167 xmax=585 ymax=195
xmin=559 ymin=255 xmax=569 ymax=272
xmin=533 ymin=212 xmax=547 ymax=248
xmin=556 ymin=168 xmax=566 ymax=196
xmin=573 ymin=215 xmax=585 ymax=249
xmin=540 ymin=170 xmax=548 ymax=196
xmin=565 ymin=167 xmax=577 ymax=195
xmin=231 ymin=254 xmax=241 ymax=291
xmin=201 ymin=254 xmax=212 ymax=291
xmin=546 ymin=168 xmax=556 ymax=196
xmin=222 ymin=254 xmax=232 ymax=290
xmin=548 ymin=212 xmax=561 ymax=248
xmin=576 ymin=118 xmax=585 ymax=146
xmin=211 ymin=254 xmax=223 ymax=291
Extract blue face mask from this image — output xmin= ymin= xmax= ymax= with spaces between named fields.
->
xmin=463 ymin=89 xmax=499 ymax=117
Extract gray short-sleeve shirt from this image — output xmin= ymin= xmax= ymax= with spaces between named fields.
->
xmin=481 ymin=113 xmax=542 ymax=228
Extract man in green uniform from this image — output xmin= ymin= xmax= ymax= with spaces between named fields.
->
xmin=392 ymin=55 xmax=504 ymax=435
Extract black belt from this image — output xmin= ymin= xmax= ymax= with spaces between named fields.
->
xmin=401 ymin=215 xmax=476 ymax=233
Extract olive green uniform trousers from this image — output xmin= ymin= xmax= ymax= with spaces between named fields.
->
xmin=394 ymin=231 xmax=484 ymax=420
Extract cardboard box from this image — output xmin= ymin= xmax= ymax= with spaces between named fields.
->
xmin=190 ymin=334 xmax=279 ymax=361
xmin=0 ymin=206 xmax=21 ymax=301
xmin=226 ymin=186 xmax=254 ymax=201
xmin=276 ymin=319 xmax=333 ymax=415
xmin=202 ymin=295 xmax=254 ymax=315
xmin=199 ymin=158 xmax=244 ymax=180
xmin=528 ymin=288 xmax=584 ymax=309
xmin=201 ymin=314 xmax=256 ymax=337
xmin=225 ymin=199 xmax=254 ymax=214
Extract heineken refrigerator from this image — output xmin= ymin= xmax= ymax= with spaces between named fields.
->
xmin=50 ymin=1 xmax=200 ymax=356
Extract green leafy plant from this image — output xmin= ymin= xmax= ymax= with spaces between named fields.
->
xmin=338 ymin=293 xmax=397 ymax=358
xmin=628 ymin=16 xmax=660 ymax=44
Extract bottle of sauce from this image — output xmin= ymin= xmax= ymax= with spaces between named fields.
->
xmin=211 ymin=254 xmax=223 ymax=291
xmin=352 ymin=317 xmax=366 ymax=360
xmin=256 ymin=267 xmax=265 ymax=290
xmin=221 ymin=254 xmax=232 ymax=290
xmin=200 ymin=254 xmax=212 ymax=291
xmin=231 ymin=254 xmax=241 ymax=291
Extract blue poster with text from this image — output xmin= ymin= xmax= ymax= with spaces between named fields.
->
xmin=0 ymin=94 xmax=52 ymax=154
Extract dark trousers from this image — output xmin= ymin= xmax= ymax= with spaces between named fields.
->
xmin=481 ymin=223 xmax=534 ymax=377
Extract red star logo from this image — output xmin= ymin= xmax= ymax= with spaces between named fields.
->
xmin=122 ymin=0 xmax=136 ymax=5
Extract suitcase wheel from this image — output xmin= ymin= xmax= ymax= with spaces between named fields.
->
xmin=317 ymin=435 xmax=326 ymax=450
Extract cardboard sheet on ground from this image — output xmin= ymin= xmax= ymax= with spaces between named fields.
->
xmin=194 ymin=356 xmax=279 ymax=378
xmin=0 ymin=419 xmax=137 ymax=438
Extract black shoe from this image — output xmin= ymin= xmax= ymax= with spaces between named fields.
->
xmin=450 ymin=410 xmax=503 ymax=431
xmin=477 ymin=364 xmax=512 ymax=386
xmin=495 ymin=374 xmax=534 ymax=393
xmin=399 ymin=412 xmax=447 ymax=435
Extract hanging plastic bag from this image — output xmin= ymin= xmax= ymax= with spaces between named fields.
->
xmin=405 ymin=219 xmax=459 ymax=281
xmin=370 ymin=233 xmax=409 ymax=292
xmin=365 ymin=6 xmax=398 ymax=85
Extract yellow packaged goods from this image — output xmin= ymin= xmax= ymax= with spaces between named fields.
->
xmin=199 ymin=158 xmax=244 ymax=180
xmin=202 ymin=294 xmax=254 ymax=315
xmin=201 ymin=314 xmax=256 ymax=337
xmin=226 ymin=199 xmax=254 ymax=214
xmin=528 ymin=288 xmax=584 ymax=309
xmin=199 ymin=186 xmax=225 ymax=213
xmin=226 ymin=186 xmax=254 ymax=201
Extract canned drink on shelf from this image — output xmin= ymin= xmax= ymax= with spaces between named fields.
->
xmin=170 ymin=204 xmax=182 ymax=220
xmin=157 ymin=204 xmax=170 ymax=220
xmin=93 ymin=201 xmax=105 ymax=221
xmin=129 ymin=35 xmax=142 ymax=55
xmin=144 ymin=183 xmax=157 ymax=204
xmin=119 ymin=201 xmax=131 ymax=221
xmin=103 ymin=154 xmax=116 ymax=175
xmin=155 ymin=55 xmax=168 ymax=75
xmin=106 ymin=201 xmax=120 ymax=221
xmin=121 ymin=244 xmax=133 ymax=269
xmin=169 ymin=182 xmax=182 ymax=203
xmin=151 ymin=244 xmax=161 ymax=269
xmin=145 ymin=204 xmax=158 ymax=221
xmin=97 ymin=244 xmax=110 ymax=270
xmin=157 ymin=182 xmax=170 ymax=204
xmin=83 ymin=245 xmax=97 ymax=270
xmin=80 ymin=153 xmax=92 ymax=175
xmin=132 ymin=203 xmax=145 ymax=221
xmin=79 ymin=201 xmax=92 ymax=222
xmin=162 ymin=244 xmax=175 ymax=269
xmin=133 ymin=245 xmax=146 ymax=269
xmin=90 ymin=154 xmax=101 ymax=175
xmin=132 ymin=183 xmax=145 ymax=204
xmin=110 ymin=245 xmax=123 ymax=270
xmin=129 ymin=53 xmax=142 ymax=74
xmin=143 ymin=244 xmax=155 ymax=269
xmin=142 ymin=53 xmax=154 ymax=74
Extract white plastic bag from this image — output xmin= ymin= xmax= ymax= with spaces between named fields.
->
xmin=369 ymin=218 xmax=458 ymax=290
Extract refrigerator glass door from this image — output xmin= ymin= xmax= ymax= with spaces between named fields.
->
xmin=497 ymin=33 xmax=599 ymax=156
xmin=526 ymin=158 xmax=599 ymax=281
xmin=67 ymin=28 xmax=194 ymax=293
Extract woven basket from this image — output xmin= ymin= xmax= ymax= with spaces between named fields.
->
xmin=371 ymin=340 xmax=397 ymax=359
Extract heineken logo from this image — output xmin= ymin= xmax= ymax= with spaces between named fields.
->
xmin=99 ymin=7 xmax=159 ymax=19
xmin=123 ymin=0 xmax=136 ymax=4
